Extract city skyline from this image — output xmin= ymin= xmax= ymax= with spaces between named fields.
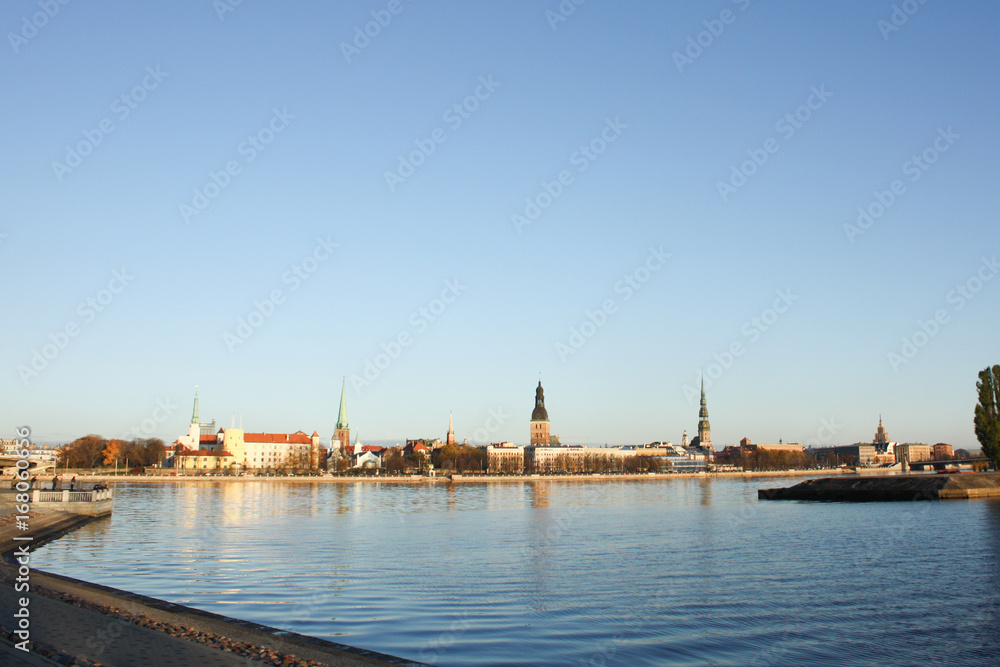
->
xmin=3 ymin=2 xmax=998 ymax=449
xmin=18 ymin=380 xmax=974 ymax=453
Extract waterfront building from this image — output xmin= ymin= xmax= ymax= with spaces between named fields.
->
xmin=626 ymin=442 xmax=709 ymax=472
xmin=530 ymin=380 xmax=550 ymax=446
xmin=223 ymin=429 xmax=319 ymax=471
xmin=895 ymin=443 xmax=932 ymax=464
xmin=351 ymin=434 xmax=382 ymax=468
xmin=486 ymin=442 xmax=524 ymax=473
xmin=932 ymin=443 xmax=954 ymax=460
xmin=739 ymin=438 xmax=804 ymax=453
xmin=333 ymin=378 xmax=350 ymax=454
xmin=173 ymin=390 xmax=321 ymax=471
xmin=525 ymin=444 xmax=588 ymax=472
xmin=809 ymin=444 xmax=878 ymax=467
xmin=174 ymin=449 xmax=235 ymax=471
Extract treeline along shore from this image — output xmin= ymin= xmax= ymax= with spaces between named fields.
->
xmin=15 ymin=468 xmax=853 ymax=485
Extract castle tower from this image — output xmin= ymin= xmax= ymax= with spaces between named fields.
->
xmin=185 ymin=386 xmax=201 ymax=449
xmin=446 ymin=412 xmax=456 ymax=445
xmin=333 ymin=378 xmax=350 ymax=453
xmin=698 ymin=377 xmax=712 ymax=459
xmin=191 ymin=387 xmax=200 ymax=425
xmin=530 ymin=380 xmax=550 ymax=446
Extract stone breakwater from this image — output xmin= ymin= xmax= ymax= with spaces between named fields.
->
xmin=758 ymin=472 xmax=1000 ymax=501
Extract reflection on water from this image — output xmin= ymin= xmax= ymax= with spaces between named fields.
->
xmin=31 ymin=479 xmax=1000 ymax=666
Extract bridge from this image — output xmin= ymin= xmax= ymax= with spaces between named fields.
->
xmin=0 ymin=455 xmax=56 ymax=473
xmin=906 ymin=457 xmax=989 ymax=472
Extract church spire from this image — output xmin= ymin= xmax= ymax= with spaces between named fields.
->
xmin=447 ymin=412 xmax=455 ymax=445
xmin=191 ymin=386 xmax=200 ymax=425
xmin=697 ymin=375 xmax=712 ymax=455
xmin=337 ymin=377 xmax=349 ymax=430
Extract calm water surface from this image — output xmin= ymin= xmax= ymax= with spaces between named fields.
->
xmin=31 ymin=477 xmax=1000 ymax=665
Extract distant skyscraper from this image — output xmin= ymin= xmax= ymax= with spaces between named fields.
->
xmin=698 ymin=377 xmax=712 ymax=459
xmin=334 ymin=378 xmax=350 ymax=453
xmin=446 ymin=412 xmax=456 ymax=445
xmin=873 ymin=415 xmax=891 ymax=452
xmin=530 ymin=380 xmax=550 ymax=446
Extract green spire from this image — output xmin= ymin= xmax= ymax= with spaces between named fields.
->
xmin=699 ymin=376 xmax=708 ymax=419
xmin=337 ymin=377 xmax=349 ymax=430
xmin=191 ymin=386 xmax=200 ymax=425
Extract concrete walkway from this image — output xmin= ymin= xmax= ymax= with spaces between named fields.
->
xmin=0 ymin=583 xmax=273 ymax=666
xmin=0 ymin=636 xmax=60 ymax=666
xmin=1 ymin=509 xmax=424 ymax=667
xmin=0 ymin=509 xmax=270 ymax=665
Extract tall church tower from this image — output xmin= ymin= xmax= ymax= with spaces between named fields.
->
xmin=530 ymin=380 xmax=550 ymax=446
xmin=333 ymin=378 xmax=350 ymax=453
xmin=698 ymin=377 xmax=713 ymax=459
xmin=446 ymin=412 xmax=456 ymax=445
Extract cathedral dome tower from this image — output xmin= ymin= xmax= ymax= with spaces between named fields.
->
xmin=530 ymin=380 xmax=551 ymax=446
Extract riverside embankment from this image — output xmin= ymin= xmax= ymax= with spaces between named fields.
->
xmin=0 ymin=502 xmax=423 ymax=666
xmin=50 ymin=467 xmax=851 ymax=484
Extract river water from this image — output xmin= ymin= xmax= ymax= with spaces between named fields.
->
xmin=30 ymin=477 xmax=1000 ymax=665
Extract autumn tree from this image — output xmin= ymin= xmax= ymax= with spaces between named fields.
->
xmin=433 ymin=444 xmax=487 ymax=472
xmin=58 ymin=435 xmax=108 ymax=468
xmin=103 ymin=439 xmax=124 ymax=466
xmin=975 ymin=364 xmax=1000 ymax=470
xmin=383 ymin=447 xmax=407 ymax=474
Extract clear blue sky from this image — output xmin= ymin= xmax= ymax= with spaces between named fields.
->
xmin=3 ymin=1 xmax=998 ymax=450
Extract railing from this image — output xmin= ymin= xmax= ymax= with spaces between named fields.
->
xmin=32 ymin=489 xmax=114 ymax=503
